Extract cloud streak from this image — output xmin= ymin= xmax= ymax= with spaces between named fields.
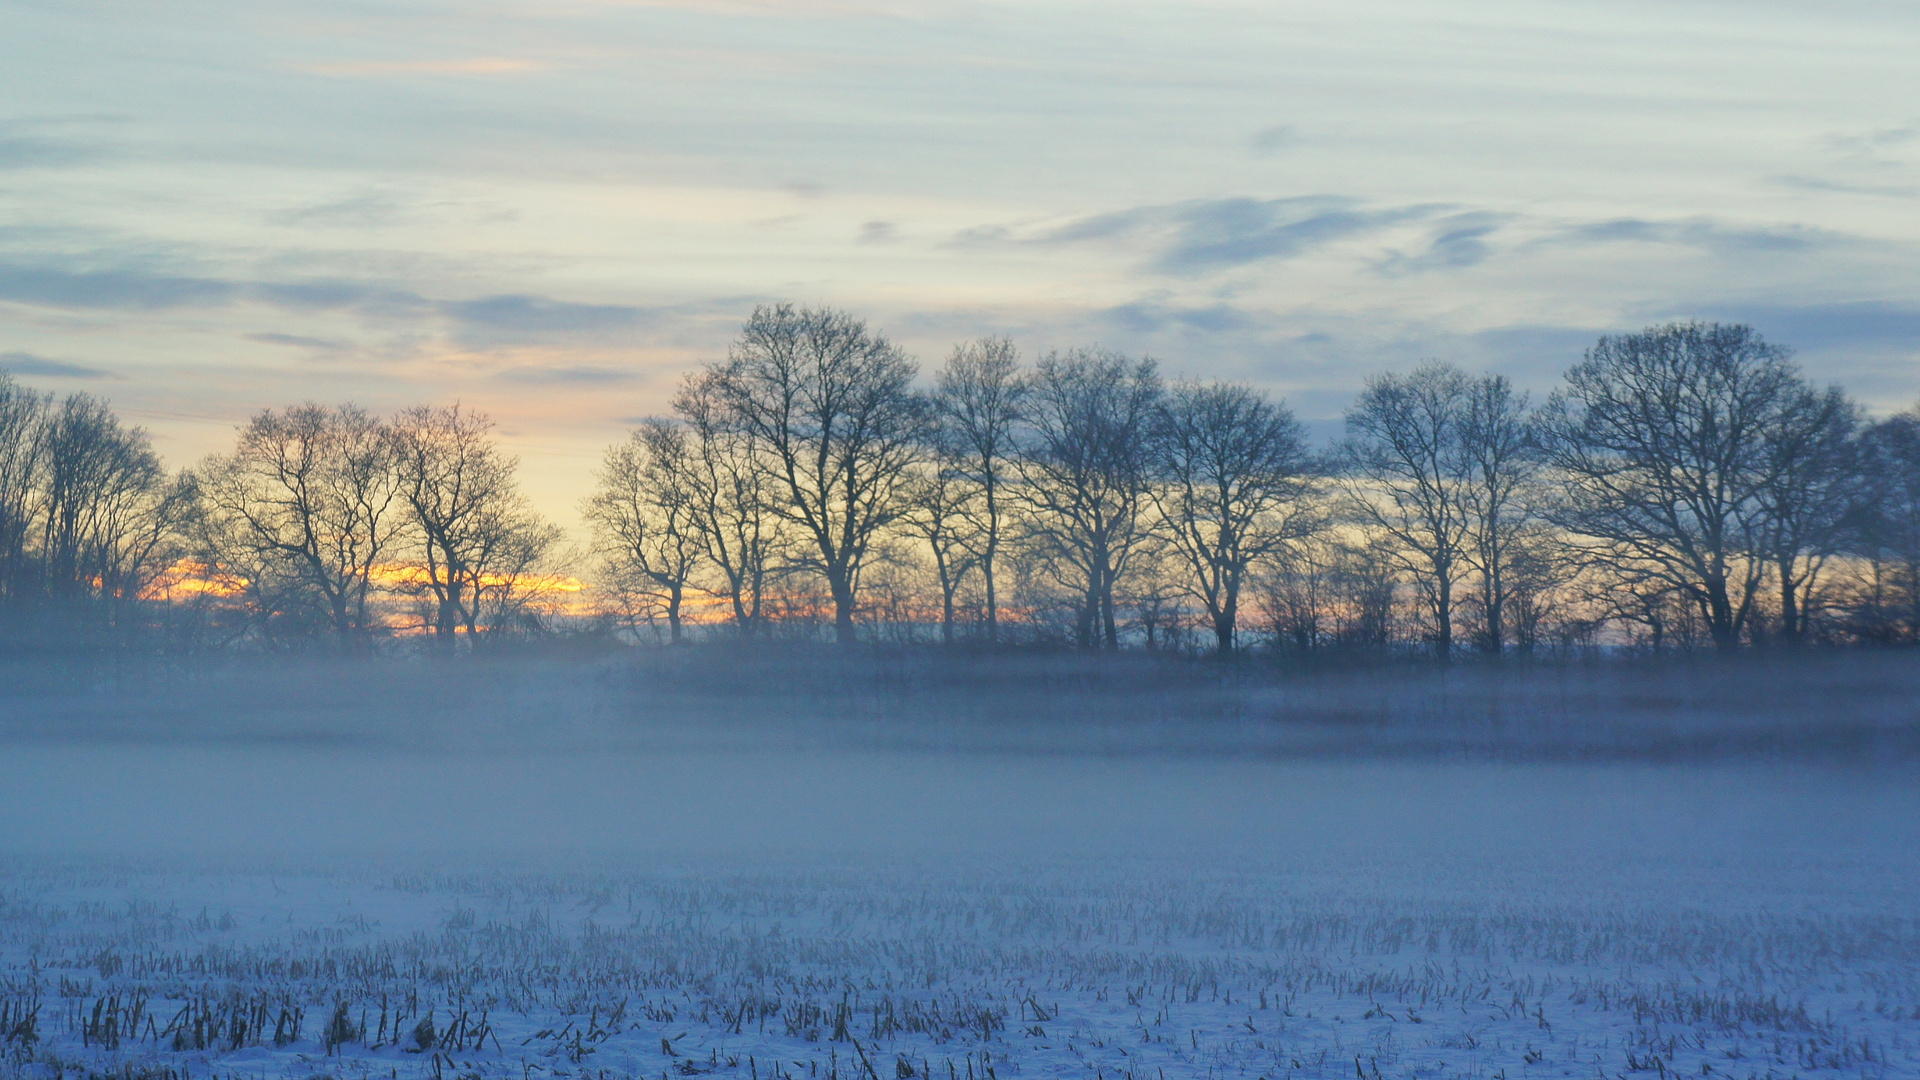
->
xmin=296 ymin=58 xmax=544 ymax=78
xmin=1555 ymin=217 xmax=1849 ymax=257
xmin=0 ymin=265 xmax=236 ymax=310
xmin=1011 ymin=197 xmax=1445 ymax=276
xmin=0 ymin=134 xmax=105 ymax=170
xmin=0 ymin=351 xmax=117 ymax=379
xmin=495 ymin=364 xmax=642 ymax=386
xmin=0 ymin=263 xmax=662 ymax=348
xmin=1376 ymin=213 xmax=1509 ymax=276
xmin=443 ymin=295 xmax=655 ymax=345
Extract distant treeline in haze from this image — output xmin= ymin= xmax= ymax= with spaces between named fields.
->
xmin=4 ymin=305 xmax=1919 ymax=661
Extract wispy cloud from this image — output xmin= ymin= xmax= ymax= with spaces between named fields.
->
xmin=297 ymin=58 xmax=544 ymax=77
xmin=252 ymin=281 xmax=431 ymax=318
xmin=1012 ymin=196 xmax=1444 ymax=276
xmin=0 ymin=262 xmax=659 ymax=349
xmin=1248 ymin=126 xmax=1298 ymax=153
xmin=1101 ymin=300 xmax=1255 ymax=336
xmin=1376 ymin=213 xmax=1509 ymax=276
xmin=1676 ymin=301 xmax=1920 ymax=352
xmin=1770 ymin=175 xmax=1917 ymax=198
xmin=0 ymin=351 xmax=117 ymax=379
xmin=1555 ymin=217 xmax=1845 ymax=256
xmin=1818 ymin=124 xmax=1918 ymax=158
xmin=495 ymin=364 xmax=641 ymax=385
xmin=0 ymin=264 xmax=237 ymax=310
xmin=271 ymin=190 xmax=414 ymax=228
xmin=443 ymin=295 xmax=654 ymax=346
xmin=0 ymin=134 xmax=105 ymax=170
xmin=245 ymin=332 xmax=351 ymax=352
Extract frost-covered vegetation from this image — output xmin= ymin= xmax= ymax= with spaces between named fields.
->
xmin=0 ymin=852 xmax=1914 ymax=1080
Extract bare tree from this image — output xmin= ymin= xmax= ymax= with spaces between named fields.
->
xmin=934 ymin=338 xmax=1026 ymax=642
xmin=390 ymin=404 xmax=561 ymax=647
xmin=707 ymin=304 xmax=929 ymax=644
xmin=1538 ymin=322 xmax=1800 ymax=652
xmin=35 ymin=393 xmax=188 ymax=612
xmin=0 ymin=372 xmax=48 ymax=606
xmin=1458 ymin=374 xmax=1540 ymax=655
xmin=1757 ymin=383 xmax=1861 ymax=643
xmin=193 ymin=404 xmax=404 ymax=646
xmin=1150 ymin=379 xmax=1315 ymax=657
xmin=1257 ymin=538 xmax=1334 ymax=654
xmin=1017 ymin=348 xmax=1162 ymax=650
xmin=585 ymin=419 xmax=705 ymax=644
xmin=1338 ymin=361 xmax=1474 ymax=660
xmin=1326 ymin=535 xmax=1402 ymax=650
xmin=897 ymin=458 xmax=978 ymax=644
xmin=1492 ymin=530 xmax=1570 ymax=656
xmin=1849 ymin=409 xmax=1920 ymax=642
xmin=673 ymin=372 xmax=783 ymax=636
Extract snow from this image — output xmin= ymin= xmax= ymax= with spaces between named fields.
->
xmin=2 ymin=833 xmax=1916 ymax=1080
xmin=1 ymin=666 xmax=1916 ymax=1080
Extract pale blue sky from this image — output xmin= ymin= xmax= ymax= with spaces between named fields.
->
xmin=2 ymin=0 xmax=1917 ymax=519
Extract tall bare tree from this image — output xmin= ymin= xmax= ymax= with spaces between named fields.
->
xmin=1458 ymin=374 xmax=1540 ymax=654
xmin=1853 ymin=408 xmax=1920 ymax=641
xmin=707 ymin=304 xmax=929 ymax=644
xmin=390 ymin=404 xmax=560 ymax=646
xmin=898 ymin=458 xmax=978 ymax=645
xmin=194 ymin=404 xmax=404 ymax=645
xmin=585 ymin=419 xmax=706 ymax=644
xmin=1338 ymin=361 xmax=1474 ymax=659
xmin=35 ymin=393 xmax=187 ymax=612
xmin=1151 ymin=379 xmax=1315 ymax=657
xmin=673 ymin=372 xmax=782 ymax=636
xmin=1538 ymin=322 xmax=1799 ymax=652
xmin=1758 ymin=383 xmax=1861 ymax=643
xmin=934 ymin=338 xmax=1026 ymax=642
xmin=0 ymin=372 xmax=48 ymax=606
xmin=1017 ymin=348 xmax=1161 ymax=650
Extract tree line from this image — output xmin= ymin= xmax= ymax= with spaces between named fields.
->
xmin=3 ymin=306 xmax=1919 ymax=658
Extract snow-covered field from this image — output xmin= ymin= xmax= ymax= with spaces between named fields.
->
xmin=2 ymin=845 xmax=1916 ymax=1080
xmin=3 ymin=756 xmax=1918 ymax=1080
xmin=1 ymin=658 xmax=1916 ymax=1080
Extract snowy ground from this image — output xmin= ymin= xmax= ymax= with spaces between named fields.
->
xmin=2 ymin=753 xmax=1917 ymax=1080
xmin=1 ymin=656 xmax=1916 ymax=1080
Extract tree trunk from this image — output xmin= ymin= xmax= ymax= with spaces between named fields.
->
xmin=1483 ymin=565 xmax=1504 ymax=656
xmin=829 ymin=571 xmax=856 ymax=645
xmin=1434 ymin=573 xmax=1453 ymax=662
xmin=1076 ymin=577 xmax=1099 ymax=650
xmin=1705 ymin=574 xmax=1738 ymax=652
xmin=727 ymin=571 xmax=749 ymax=628
xmin=1211 ymin=608 xmax=1234 ymax=657
xmin=330 ymin=593 xmax=351 ymax=642
xmin=437 ymin=580 xmax=462 ymax=648
xmin=983 ymin=488 xmax=1000 ymax=644
xmin=1776 ymin=557 xmax=1803 ymax=644
xmin=1100 ymin=577 xmax=1119 ymax=650
xmin=667 ymin=585 xmax=683 ymax=645
xmin=982 ymin=546 xmax=998 ymax=644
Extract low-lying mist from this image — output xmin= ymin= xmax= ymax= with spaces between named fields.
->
xmin=4 ymin=647 xmax=1917 ymax=759
xmin=1 ymin=649 xmax=1914 ymax=863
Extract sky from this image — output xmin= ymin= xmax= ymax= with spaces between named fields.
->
xmin=1 ymin=0 xmax=1917 ymax=525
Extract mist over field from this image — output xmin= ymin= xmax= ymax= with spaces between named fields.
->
xmin=3 ymin=654 xmax=1918 ymax=1080
xmin=4 ymin=650 xmax=1916 ymax=859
